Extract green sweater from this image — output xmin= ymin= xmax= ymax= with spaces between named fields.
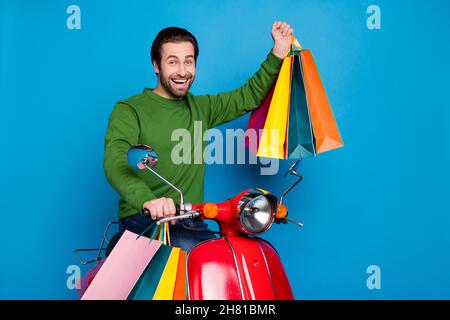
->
xmin=104 ymin=51 xmax=283 ymax=219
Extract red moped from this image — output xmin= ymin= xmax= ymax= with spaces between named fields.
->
xmin=127 ymin=144 xmax=304 ymax=300
xmin=76 ymin=145 xmax=303 ymax=300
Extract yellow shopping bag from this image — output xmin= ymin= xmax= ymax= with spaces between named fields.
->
xmin=248 ymin=35 xmax=343 ymax=159
xmin=256 ymin=56 xmax=293 ymax=159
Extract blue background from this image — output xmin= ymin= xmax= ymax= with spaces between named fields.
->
xmin=1 ymin=0 xmax=449 ymax=299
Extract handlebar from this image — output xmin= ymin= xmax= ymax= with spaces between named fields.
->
xmin=143 ymin=202 xmax=200 ymax=226
xmin=142 ymin=203 xmax=182 ymax=217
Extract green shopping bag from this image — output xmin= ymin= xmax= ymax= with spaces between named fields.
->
xmin=128 ymin=245 xmax=172 ymax=300
xmin=287 ymin=52 xmax=315 ymax=159
xmin=128 ymin=222 xmax=186 ymax=300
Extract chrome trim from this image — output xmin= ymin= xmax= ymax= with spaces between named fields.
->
xmin=224 ymin=237 xmax=246 ymax=300
xmin=156 ymin=211 xmax=200 ymax=225
xmin=186 ymin=247 xmax=190 ymax=300
xmin=238 ymin=194 xmax=276 ymax=235
xmin=254 ymin=236 xmax=280 ymax=255
xmin=255 ymin=239 xmax=277 ymax=299
xmin=144 ymin=163 xmax=184 ymax=206
xmin=183 ymin=203 xmax=192 ymax=211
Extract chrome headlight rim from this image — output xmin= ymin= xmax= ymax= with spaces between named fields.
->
xmin=237 ymin=193 xmax=277 ymax=235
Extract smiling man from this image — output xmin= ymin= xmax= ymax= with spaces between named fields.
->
xmin=104 ymin=22 xmax=294 ymax=252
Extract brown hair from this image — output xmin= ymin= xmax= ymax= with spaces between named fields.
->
xmin=151 ymin=27 xmax=199 ymax=71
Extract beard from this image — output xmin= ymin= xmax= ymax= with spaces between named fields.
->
xmin=159 ymin=70 xmax=195 ymax=99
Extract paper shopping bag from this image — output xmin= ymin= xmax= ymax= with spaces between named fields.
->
xmin=245 ymin=35 xmax=343 ymax=159
xmin=256 ymin=56 xmax=293 ymax=159
xmin=172 ymin=249 xmax=187 ymax=300
xmin=300 ymin=49 xmax=343 ymax=154
xmin=287 ymin=53 xmax=315 ymax=159
xmin=127 ymin=244 xmax=172 ymax=300
xmin=81 ymin=230 xmax=162 ymax=300
xmin=128 ymin=222 xmax=187 ymax=300
xmin=245 ymin=85 xmax=275 ymax=154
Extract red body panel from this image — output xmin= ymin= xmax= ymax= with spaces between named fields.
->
xmin=187 ymin=238 xmax=243 ymax=300
xmin=187 ymin=236 xmax=294 ymax=300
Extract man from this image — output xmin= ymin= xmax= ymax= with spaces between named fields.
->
xmin=104 ymin=21 xmax=294 ymax=252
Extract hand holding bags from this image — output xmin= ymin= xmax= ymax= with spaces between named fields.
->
xmin=247 ymin=36 xmax=343 ymax=159
xmin=81 ymin=222 xmax=187 ymax=300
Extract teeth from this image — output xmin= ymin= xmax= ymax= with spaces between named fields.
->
xmin=173 ymin=79 xmax=187 ymax=84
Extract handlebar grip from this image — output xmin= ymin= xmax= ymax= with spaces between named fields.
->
xmin=142 ymin=202 xmax=181 ymax=217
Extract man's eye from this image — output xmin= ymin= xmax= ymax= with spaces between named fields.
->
xmin=168 ymin=61 xmax=176 ymax=65
xmin=185 ymin=60 xmax=194 ymax=65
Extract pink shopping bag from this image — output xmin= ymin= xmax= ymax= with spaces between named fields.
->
xmin=81 ymin=230 xmax=161 ymax=300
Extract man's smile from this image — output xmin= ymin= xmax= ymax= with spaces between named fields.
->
xmin=171 ymin=77 xmax=191 ymax=90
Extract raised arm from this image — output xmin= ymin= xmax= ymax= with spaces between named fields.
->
xmin=203 ymin=21 xmax=294 ymax=128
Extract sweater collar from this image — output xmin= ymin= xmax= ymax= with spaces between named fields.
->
xmin=143 ymin=88 xmax=188 ymax=108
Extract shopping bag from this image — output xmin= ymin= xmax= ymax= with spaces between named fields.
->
xmin=127 ymin=244 xmax=172 ymax=300
xmin=300 ymin=49 xmax=343 ymax=153
xmin=256 ymin=55 xmax=293 ymax=159
xmin=77 ymin=257 xmax=106 ymax=299
xmin=128 ymin=222 xmax=187 ymax=300
xmin=287 ymin=53 xmax=315 ymax=159
xmin=80 ymin=230 xmax=162 ymax=300
xmin=245 ymin=85 xmax=275 ymax=154
xmin=246 ymin=35 xmax=343 ymax=159
xmin=172 ymin=249 xmax=187 ymax=300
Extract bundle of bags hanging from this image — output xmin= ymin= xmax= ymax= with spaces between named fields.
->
xmin=246 ymin=36 xmax=344 ymax=159
xmin=80 ymin=222 xmax=187 ymax=300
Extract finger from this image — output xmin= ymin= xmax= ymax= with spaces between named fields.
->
xmin=276 ymin=21 xmax=282 ymax=29
xmin=286 ymin=24 xmax=292 ymax=35
xmin=164 ymin=199 xmax=174 ymax=218
xmin=282 ymin=24 xmax=291 ymax=36
xmin=273 ymin=21 xmax=280 ymax=31
xmin=167 ymin=198 xmax=176 ymax=217
xmin=149 ymin=206 xmax=157 ymax=220
xmin=155 ymin=202 xmax=163 ymax=219
xmin=284 ymin=28 xmax=292 ymax=37
xmin=143 ymin=203 xmax=156 ymax=220
xmin=160 ymin=198 xmax=170 ymax=218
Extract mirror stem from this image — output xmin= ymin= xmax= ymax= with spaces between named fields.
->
xmin=144 ymin=163 xmax=185 ymax=209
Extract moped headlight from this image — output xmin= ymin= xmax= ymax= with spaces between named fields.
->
xmin=239 ymin=194 xmax=276 ymax=235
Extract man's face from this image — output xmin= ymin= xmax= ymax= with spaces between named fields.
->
xmin=154 ymin=41 xmax=196 ymax=99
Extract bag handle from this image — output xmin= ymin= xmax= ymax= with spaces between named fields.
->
xmin=287 ymin=35 xmax=303 ymax=57
xmin=291 ymin=35 xmax=303 ymax=51
xmin=136 ymin=221 xmax=171 ymax=246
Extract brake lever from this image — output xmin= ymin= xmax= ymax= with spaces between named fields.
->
xmin=275 ymin=217 xmax=304 ymax=228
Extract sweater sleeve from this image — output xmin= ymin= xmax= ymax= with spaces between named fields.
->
xmin=204 ymin=50 xmax=283 ymax=128
xmin=103 ymin=102 xmax=156 ymax=212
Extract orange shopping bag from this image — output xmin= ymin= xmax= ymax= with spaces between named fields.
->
xmin=300 ymin=49 xmax=343 ymax=153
